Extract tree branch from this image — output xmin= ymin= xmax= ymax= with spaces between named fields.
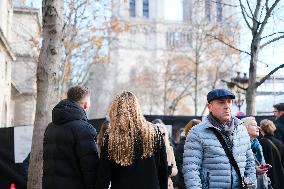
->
xmin=252 ymin=0 xmax=262 ymax=34
xmin=255 ymin=64 xmax=284 ymax=88
xmin=261 ymin=32 xmax=284 ymax=39
xmin=246 ymin=0 xmax=254 ymax=19
xmin=206 ymin=33 xmax=251 ymax=55
xmin=260 ymin=34 xmax=284 ymax=49
xmin=238 ymin=0 xmax=252 ymax=30
xmin=259 ymin=2 xmax=265 ymax=21
xmin=221 ymin=79 xmax=247 ymax=90
xmin=258 ymin=0 xmax=281 ymax=36
xmin=210 ymin=0 xmax=238 ymax=7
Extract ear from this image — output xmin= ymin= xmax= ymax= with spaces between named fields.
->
xmin=82 ymin=101 xmax=88 ymax=111
xmin=207 ymin=103 xmax=212 ymax=112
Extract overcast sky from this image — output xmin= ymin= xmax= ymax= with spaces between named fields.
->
xmin=164 ymin=0 xmax=183 ymax=21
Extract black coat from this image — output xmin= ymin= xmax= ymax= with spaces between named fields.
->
xmin=43 ymin=99 xmax=99 ymax=189
xmin=274 ymin=115 xmax=284 ymax=145
xmin=259 ymin=135 xmax=284 ymax=189
xmin=96 ymin=131 xmax=168 ymax=189
xmin=174 ymin=137 xmax=186 ymax=189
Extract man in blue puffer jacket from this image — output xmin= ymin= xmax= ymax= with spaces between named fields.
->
xmin=183 ymin=89 xmax=256 ymax=189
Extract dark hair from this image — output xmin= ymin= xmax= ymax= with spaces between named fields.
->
xmin=273 ymin=103 xmax=284 ymax=112
xmin=67 ymin=86 xmax=90 ymax=102
xmin=184 ymin=119 xmax=201 ymax=135
xmin=97 ymin=119 xmax=110 ymax=151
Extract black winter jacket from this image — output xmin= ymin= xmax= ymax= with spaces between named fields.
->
xmin=43 ymin=99 xmax=99 ymax=189
xmin=259 ymin=135 xmax=284 ymax=189
xmin=174 ymin=137 xmax=186 ymax=189
xmin=96 ymin=129 xmax=168 ymax=189
xmin=274 ymin=115 xmax=284 ymax=145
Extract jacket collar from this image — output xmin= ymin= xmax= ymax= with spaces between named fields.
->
xmin=275 ymin=114 xmax=284 ymax=124
xmin=203 ymin=116 xmax=243 ymax=130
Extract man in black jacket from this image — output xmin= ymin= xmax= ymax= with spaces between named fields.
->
xmin=273 ymin=103 xmax=284 ymax=144
xmin=43 ymin=86 xmax=99 ymax=189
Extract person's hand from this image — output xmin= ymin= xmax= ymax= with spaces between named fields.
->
xmin=256 ymin=165 xmax=268 ymax=175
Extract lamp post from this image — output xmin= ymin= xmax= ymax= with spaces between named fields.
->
xmin=225 ymin=72 xmax=249 ymax=112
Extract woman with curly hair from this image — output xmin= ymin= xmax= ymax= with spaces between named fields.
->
xmin=96 ymin=91 xmax=168 ymax=189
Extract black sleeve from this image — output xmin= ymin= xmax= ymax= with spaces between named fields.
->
xmin=157 ymin=135 xmax=168 ymax=189
xmin=279 ymin=142 xmax=284 ymax=168
xmin=174 ymin=142 xmax=184 ymax=177
xmin=274 ymin=128 xmax=283 ymax=144
xmin=22 ymin=153 xmax=30 ymax=179
xmin=75 ymin=123 xmax=99 ymax=189
xmin=95 ymin=137 xmax=111 ymax=189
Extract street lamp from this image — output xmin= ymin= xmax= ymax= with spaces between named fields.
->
xmin=223 ymin=72 xmax=249 ymax=112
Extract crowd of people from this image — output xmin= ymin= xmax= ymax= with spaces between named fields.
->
xmin=41 ymin=86 xmax=284 ymax=189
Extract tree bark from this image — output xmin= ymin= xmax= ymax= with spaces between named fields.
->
xmin=246 ymin=38 xmax=259 ymax=115
xmin=194 ymin=52 xmax=199 ymax=116
xmin=27 ymin=0 xmax=63 ymax=188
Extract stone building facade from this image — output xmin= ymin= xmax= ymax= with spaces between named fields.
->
xmin=87 ymin=0 xmax=240 ymax=118
xmin=0 ymin=0 xmax=15 ymax=127
xmin=0 ymin=0 xmax=40 ymax=127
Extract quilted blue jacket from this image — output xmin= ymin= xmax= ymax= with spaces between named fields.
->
xmin=183 ymin=117 xmax=256 ymax=189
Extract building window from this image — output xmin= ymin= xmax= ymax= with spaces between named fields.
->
xmin=205 ymin=0 xmax=211 ymax=22
xmin=129 ymin=0 xmax=136 ymax=17
xmin=143 ymin=0 xmax=149 ymax=18
xmin=174 ymin=32 xmax=180 ymax=47
xmin=217 ymin=0 xmax=223 ymax=22
xmin=186 ymin=33 xmax=192 ymax=47
xmin=167 ymin=31 xmax=191 ymax=48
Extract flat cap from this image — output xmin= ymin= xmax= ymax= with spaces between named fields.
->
xmin=207 ymin=88 xmax=235 ymax=103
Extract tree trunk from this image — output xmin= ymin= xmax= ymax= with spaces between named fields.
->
xmin=246 ymin=39 xmax=259 ymax=115
xmin=27 ymin=0 xmax=63 ymax=189
xmin=194 ymin=50 xmax=199 ymax=116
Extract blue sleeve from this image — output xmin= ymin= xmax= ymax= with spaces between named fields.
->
xmin=244 ymin=139 xmax=257 ymax=185
xmin=183 ymin=129 xmax=203 ymax=189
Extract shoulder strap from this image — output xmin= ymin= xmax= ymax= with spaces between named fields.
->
xmin=209 ymin=127 xmax=243 ymax=180
xmin=263 ymin=137 xmax=282 ymax=161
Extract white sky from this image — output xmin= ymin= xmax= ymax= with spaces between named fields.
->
xmin=164 ymin=0 xmax=183 ymax=21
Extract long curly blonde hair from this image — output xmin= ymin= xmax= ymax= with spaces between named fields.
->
xmin=107 ymin=91 xmax=157 ymax=166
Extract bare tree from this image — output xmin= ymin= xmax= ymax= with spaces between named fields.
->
xmin=129 ymin=23 xmax=239 ymax=115
xmin=59 ymin=0 xmax=128 ymax=99
xmin=160 ymin=54 xmax=195 ymax=115
xmin=130 ymin=52 xmax=195 ymax=115
xmin=239 ymin=0 xmax=284 ymax=115
xmin=176 ymin=0 xmax=241 ymax=115
xmin=59 ymin=0 xmax=110 ymax=98
xmin=27 ymin=0 xmax=63 ymax=188
xmin=209 ymin=0 xmax=284 ymax=115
